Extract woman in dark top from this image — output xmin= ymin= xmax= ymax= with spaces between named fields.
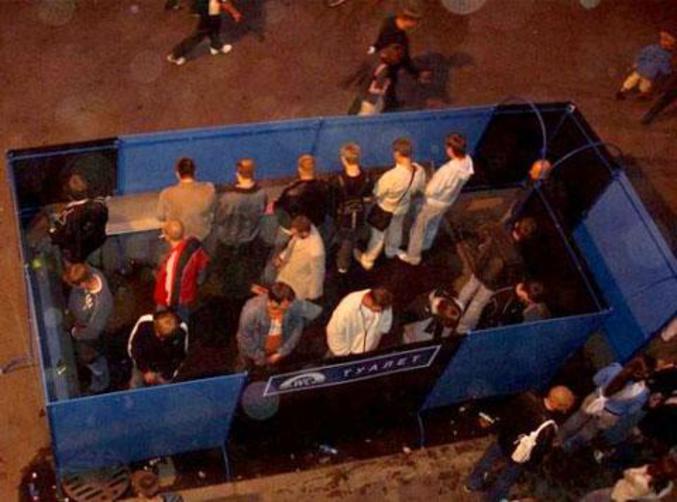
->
xmin=330 ymin=143 xmax=374 ymax=273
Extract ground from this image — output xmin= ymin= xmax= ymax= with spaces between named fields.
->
xmin=0 ymin=0 xmax=675 ymax=500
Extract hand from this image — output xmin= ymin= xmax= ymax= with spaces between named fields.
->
xmin=267 ymin=353 xmax=283 ymax=364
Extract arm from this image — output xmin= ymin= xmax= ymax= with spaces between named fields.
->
xmin=326 ymin=306 xmax=350 ymax=356
xmin=236 ymin=302 xmax=265 ymax=363
xmin=277 ymin=307 xmax=304 ymax=357
xmin=157 ymin=190 xmax=168 ymax=222
xmin=221 ymin=0 xmax=243 ymax=22
xmin=75 ymin=289 xmax=112 ymax=340
xmin=129 ymin=322 xmax=152 ymax=373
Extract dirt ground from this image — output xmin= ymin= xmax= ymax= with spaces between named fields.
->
xmin=1 ymin=0 xmax=676 ymax=499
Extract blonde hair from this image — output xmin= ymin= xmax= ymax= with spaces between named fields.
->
xmin=237 ymin=158 xmax=256 ymax=180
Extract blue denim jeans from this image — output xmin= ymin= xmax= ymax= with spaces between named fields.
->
xmin=466 ymin=441 xmax=524 ymax=502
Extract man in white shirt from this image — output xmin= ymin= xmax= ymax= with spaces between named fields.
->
xmin=157 ymin=157 xmax=216 ymax=243
xmin=326 ymin=288 xmax=394 ymax=356
xmin=355 ymin=138 xmax=426 ymax=271
xmin=275 ymin=216 xmax=326 ymax=321
xmin=398 ymin=133 xmax=474 ymax=265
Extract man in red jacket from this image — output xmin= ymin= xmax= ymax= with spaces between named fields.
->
xmin=154 ymin=220 xmax=209 ymax=322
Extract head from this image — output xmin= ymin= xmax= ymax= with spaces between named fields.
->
xmin=67 ymin=173 xmax=89 ymax=200
xmin=380 ymin=43 xmax=405 ymax=66
xmin=395 ymin=1 xmax=422 ymax=30
xmin=162 ymin=219 xmax=185 ymax=244
xmin=659 ymin=30 xmax=675 ymax=51
xmin=175 ymin=157 xmax=196 ymax=180
xmin=544 ymin=385 xmax=576 ymax=414
xmin=529 ymin=159 xmax=553 ymax=182
xmin=392 ymin=137 xmax=413 ymax=164
xmin=516 ymin=280 xmax=546 ymax=305
xmin=153 ymin=310 xmax=180 ymax=341
xmin=445 ymin=133 xmax=467 ymax=159
xmin=625 ymin=354 xmax=655 ymax=381
xmin=130 ymin=470 xmax=160 ymax=499
xmin=512 ymin=217 xmax=538 ymax=242
xmin=647 ymin=455 xmax=677 ymax=482
xmin=340 ymin=143 xmax=361 ymax=170
xmin=236 ymin=158 xmax=256 ymax=183
xmin=63 ymin=263 xmax=94 ymax=289
xmin=267 ymin=282 xmax=296 ymax=318
xmin=363 ymin=287 xmax=394 ymax=313
xmin=297 ymin=154 xmax=316 ymax=180
xmin=290 ymin=215 xmax=312 ymax=239
xmin=437 ymin=298 xmax=462 ymax=328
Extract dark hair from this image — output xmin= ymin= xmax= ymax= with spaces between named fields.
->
xmin=175 ymin=157 xmax=196 ymax=178
xmin=446 ymin=133 xmax=467 ymax=157
xmin=291 ymin=215 xmax=312 ymax=234
xmin=437 ymin=299 xmax=462 ymax=328
xmin=370 ymin=287 xmax=394 ymax=309
xmin=603 ymin=355 xmax=655 ymax=397
xmin=269 ymin=282 xmax=296 ymax=304
xmin=392 ymin=137 xmax=413 ymax=158
xmin=524 ymin=280 xmax=546 ymax=303
xmin=514 ymin=217 xmax=538 ymax=240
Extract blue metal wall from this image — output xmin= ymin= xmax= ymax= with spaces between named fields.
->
xmin=116 ymin=108 xmax=494 ymax=194
xmin=422 ymin=312 xmax=608 ymax=410
xmin=48 ymin=374 xmax=246 ymax=473
xmin=574 ymin=174 xmax=677 ymax=360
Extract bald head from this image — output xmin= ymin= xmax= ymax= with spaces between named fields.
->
xmin=163 ymin=220 xmax=184 ymax=243
xmin=529 ymin=159 xmax=552 ymax=182
xmin=545 ymin=385 xmax=575 ymax=413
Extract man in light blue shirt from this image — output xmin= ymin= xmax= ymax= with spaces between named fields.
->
xmin=398 ymin=133 xmax=474 ymax=265
xmin=617 ymin=30 xmax=674 ymax=99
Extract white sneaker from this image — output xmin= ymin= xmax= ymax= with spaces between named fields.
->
xmin=166 ymin=54 xmax=186 ymax=66
xmin=210 ymin=44 xmax=233 ymax=56
xmin=337 ymin=267 xmax=348 ymax=274
xmin=396 ymin=250 xmax=421 ymax=266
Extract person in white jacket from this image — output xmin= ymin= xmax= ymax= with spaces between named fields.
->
xmin=275 ymin=215 xmax=326 ymax=320
xmin=398 ymin=133 xmax=474 ymax=265
xmin=355 ymin=137 xmax=426 ymax=271
xmin=326 ymin=288 xmax=394 ymax=356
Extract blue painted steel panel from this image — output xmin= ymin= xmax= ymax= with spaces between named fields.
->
xmin=48 ymin=374 xmax=246 ymax=473
xmin=116 ymin=108 xmax=494 ymax=195
xmin=574 ymin=175 xmax=677 ymax=360
xmin=422 ymin=313 xmax=606 ymax=410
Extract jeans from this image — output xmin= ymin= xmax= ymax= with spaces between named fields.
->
xmin=336 ymin=228 xmax=357 ymax=272
xmin=457 ymin=274 xmax=495 ymax=334
xmin=406 ymin=202 xmax=446 ymax=261
xmin=466 ymin=441 xmax=524 ymax=502
xmin=362 ymin=212 xmax=406 ymax=266
xmin=172 ymin=14 xmax=222 ymax=58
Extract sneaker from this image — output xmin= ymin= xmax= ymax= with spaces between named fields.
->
xmin=396 ymin=250 xmax=421 ymax=266
xmin=210 ymin=44 xmax=233 ymax=56
xmin=337 ymin=267 xmax=348 ymax=274
xmin=166 ymin=54 xmax=186 ymax=66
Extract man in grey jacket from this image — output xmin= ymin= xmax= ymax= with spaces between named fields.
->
xmin=236 ymin=282 xmax=305 ymax=369
xmin=65 ymin=263 xmax=113 ymax=393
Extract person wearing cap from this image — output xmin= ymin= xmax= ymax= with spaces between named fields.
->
xmin=465 ymin=386 xmax=576 ymax=501
xmin=617 ymin=29 xmax=675 ymax=100
xmin=368 ymin=0 xmax=431 ymax=111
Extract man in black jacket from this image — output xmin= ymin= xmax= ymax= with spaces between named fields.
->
xmin=49 ymin=174 xmax=108 ymax=264
xmin=368 ymin=1 xmax=430 ymax=111
xmin=128 ymin=311 xmax=188 ymax=387
xmin=465 ymin=386 xmax=575 ymax=501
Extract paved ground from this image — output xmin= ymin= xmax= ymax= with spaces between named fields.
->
xmin=1 ymin=0 xmax=675 ymax=499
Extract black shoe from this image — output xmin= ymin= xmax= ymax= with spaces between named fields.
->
xmin=615 ymin=90 xmax=626 ymax=100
